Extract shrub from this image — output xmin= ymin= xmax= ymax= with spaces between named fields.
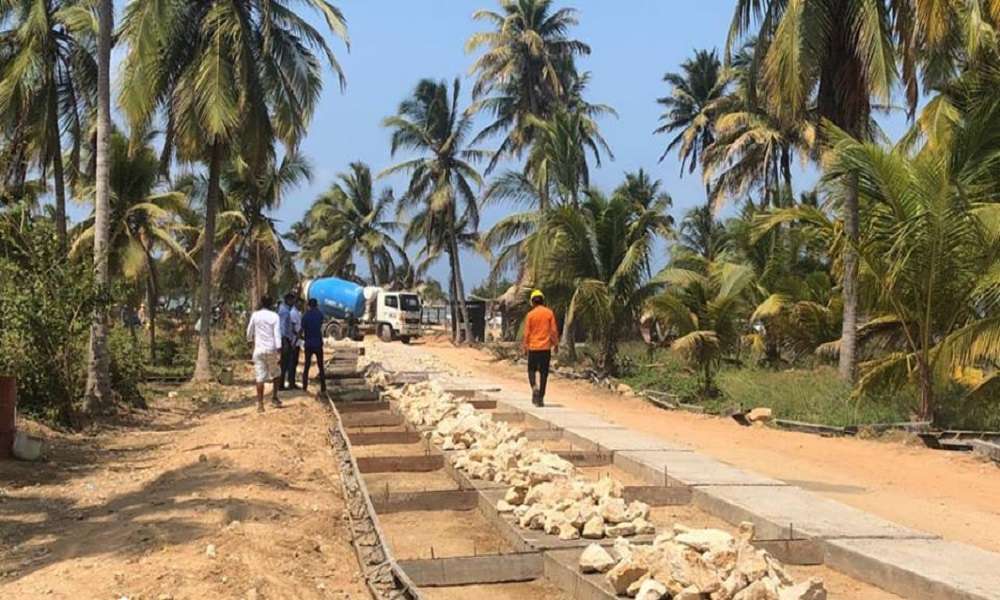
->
xmin=109 ymin=329 xmax=146 ymax=408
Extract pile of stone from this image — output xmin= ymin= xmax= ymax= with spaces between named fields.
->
xmin=379 ymin=378 xmax=652 ymax=541
xmin=578 ymin=523 xmax=826 ymax=600
xmin=499 ymin=474 xmax=655 ymax=541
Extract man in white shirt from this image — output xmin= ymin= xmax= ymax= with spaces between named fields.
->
xmin=247 ymin=296 xmax=283 ymax=412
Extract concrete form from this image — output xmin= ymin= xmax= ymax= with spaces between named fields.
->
xmin=398 ymin=552 xmax=543 ymax=587
xmin=356 ymin=454 xmax=444 ymax=474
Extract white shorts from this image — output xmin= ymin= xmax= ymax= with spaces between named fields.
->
xmin=252 ymin=352 xmax=281 ymax=383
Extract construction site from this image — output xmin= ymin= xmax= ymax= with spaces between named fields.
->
xmin=285 ymin=340 xmax=1000 ymax=600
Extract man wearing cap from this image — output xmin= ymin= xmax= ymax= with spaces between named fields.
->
xmin=522 ymin=289 xmax=559 ymax=407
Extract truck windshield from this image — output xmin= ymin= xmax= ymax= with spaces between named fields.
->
xmin=400 ymin=294 xmax=421 ymax=311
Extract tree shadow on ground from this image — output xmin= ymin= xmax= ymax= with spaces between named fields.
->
xmin=0 ymin=458 xmax=293 ymax=583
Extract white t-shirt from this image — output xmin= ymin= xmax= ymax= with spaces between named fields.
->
xmin=246 ymin=309 xmax=282 ymax=357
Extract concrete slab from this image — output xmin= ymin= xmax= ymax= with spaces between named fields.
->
xmin=543 ymin=549 xmax=617 ymax=600
xmin=824 ymin=538 xmax=1000 ymax=600
xmin=525 ymin=408 xmax=617 ymax=430
xmin=615 ymin=450 xmax=787 ymax=487
xmin=692 ymin=485 xmax=938 ymax=541
xmin=562 ymin=426 xmax=692 ymax=453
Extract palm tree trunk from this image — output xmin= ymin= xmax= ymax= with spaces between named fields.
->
xmin=917 ymin=356 xmax=934 ymax=422
xmin=48 ymin=89 xmax=67 ymax=251
xmin=83 ymin=0 xmax=114 ymax=413
xmin=254 ymin=239 xmax=263 ymax=304
xmin=839 ymin=174 xmax=859 ymax=383
xmin=192 ymin=140 xmax=224 ymax=382
xmin=368 ymin=252 xmax=381 ymax=286
xmin=559 ymin=296 xmax=577 ymax=362
xmin=449 ymin=232 xmax=473 ymax=344
xmin=144 ymin=245 xmax=159 ymax=364
xmin=780 ymin=145 xmax=793 ymax=204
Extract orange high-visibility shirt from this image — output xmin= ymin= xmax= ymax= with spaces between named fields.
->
xmin=523 ymin=305 xmax=559 ymax=351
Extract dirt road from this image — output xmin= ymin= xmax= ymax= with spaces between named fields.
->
xmin=0 ymin=374 xmax=367 ymax=599
xmin=415 ymin=340 xmax=1000 ymax=554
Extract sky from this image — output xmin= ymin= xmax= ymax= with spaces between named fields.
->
xmin=87 ymin=1 xmax=908 ymax=291
xmin=285 ymin=0 xmax=743 ymax=289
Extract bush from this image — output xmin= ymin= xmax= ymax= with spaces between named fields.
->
xmin=0 ymin=209 xmax=148 ymax=424
xmin=109 ymin=329 xmax=146 ymax=408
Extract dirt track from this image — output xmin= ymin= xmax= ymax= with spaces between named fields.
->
xmin=0 ymin=375 xmax=367 ymax=599
xmin=416 ymin=339 xmax=1000 ymax=554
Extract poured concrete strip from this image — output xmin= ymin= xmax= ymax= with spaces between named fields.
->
xmin=372 ymin=490 xmax=480 ymax=514
xmin=553 ymin=450 xmax=612 ymax=467
xmin=349 ymin=431 xmax=422 ymax=446
xmin=341 ymin=412 xmax=404 ymax=428
xmin=970 ymin=439 xmax=1000 ymax=464
xmin=614 ymin=450 xmax=788 ymax=487
xmin=336 ymin=400 xmax=390 ymax=413
xmin=561 ymin=426 xmax=693 ymax=454
xmin=491 ymin=411 xmax=527 ymax=423
xmin=398 ymin=552 xmax=544 ymax=587
xmin=752 ymin=538 xmax=824 ymax=565
xmin=356 ymin=455 xmax=445 ymax=474
xmin=622 ymin=485 xmax=692 ymax=506
xmin=824 ymin=538 xmax=1000 ymax=600
xmin=691 ymin=485 xmax=937 ymax=542
xmin=523 ymin=428 xmax=564 ymax=441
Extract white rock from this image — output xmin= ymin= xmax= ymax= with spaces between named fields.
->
xmin=605 ymin=522 xmax=637 ymax=537
xmin=636 ymin=578 xmax=668 ymax=600
xmin=626 ymin=500 xmax=651 ymax=521
xmin=205 ymin=544 xmax=217 ymax=558
xmin=496 ymin=499 xmax=515 ymax=513
xmin=582 ymin=515 xmax=606 ymax=539
xmin=747 ymin=407 xmax=773 ymax=422
xmin=599 ymin=497 xmax=629 ymax=524
xmin=633 ymin=517 xmax=656 ymax=535
xmin=579 ymin=543 xmax=616 ymax=574
xmin=674 ymin=528 xmax=735 ymax=553
xmin=734 ymin=578 xmax=779 ymax=600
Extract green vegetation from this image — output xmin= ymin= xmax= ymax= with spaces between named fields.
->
xmin=3 ymin=0 xmax=1000 ymax=431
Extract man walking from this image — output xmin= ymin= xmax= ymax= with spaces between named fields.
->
xmin=522 ymin=289 xmax=559 ymax=407
xmin=278 ymin=293 xmax=298 ymax=390
xmin=301 ymin=298 xmax=327 ymax=393
xmin=246 ymin=296 xmax=282 ymax=412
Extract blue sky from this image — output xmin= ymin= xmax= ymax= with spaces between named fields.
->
xmin=285 ymin=0 xmax=745 ymax=288
xmin=90 ymin=1 xmax=909 ymax=290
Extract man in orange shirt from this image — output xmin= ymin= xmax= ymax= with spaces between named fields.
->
xmin=522 ymin=289 xmax=559 ymax=407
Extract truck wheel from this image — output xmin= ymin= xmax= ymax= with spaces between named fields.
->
xmin=400 ymin=336 xmax=411 ymax=344
xmin=379 ymin=324 xmax=394 ymax=342
xmin=325 ymin=322 xmax=345 ymax=341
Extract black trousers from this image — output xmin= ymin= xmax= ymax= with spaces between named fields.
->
xmin=280 ymin=338 xmax=298 ymax=388
xmin=302 ymin=346 xmax=326 ymax=392
xmin=527 ymin=350 xmax=551 ymax=403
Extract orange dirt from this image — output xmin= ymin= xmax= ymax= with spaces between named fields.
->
xmin=0 ymin=376 xmax=368 ymax=600
xmin=417 ymin=340 xmax=1000 ymax=554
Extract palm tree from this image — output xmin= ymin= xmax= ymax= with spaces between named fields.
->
xmin=72 ymin=133 xmax=193 ymax=363
xmin=382 ymin=78 xmax=484 ymax=344
xmin=532 ymin=174 xmax=672 ymax=369
xmin=82 ymin=0 xmax=112 ymax=412
xmin=466 ymin=0 xmax=593 ymax=168
xmin=675 ymin=205 xmax=729 ymax=263
xmin=647 ymin=259 xmax=755 ymax=395
xmin=297 ymin=161 xmax=404 ymax=284
xmin=822 ymin=123 xmax=1000 ymax=421
xmin=120 ymin=0 xmax=348 ymax=381
xmin=0 ymin=0 xmax=97 ymax=250
xmin=728 ymin=0 xmax=907 ymax=384
xmin=217 ymin=152 xmax=312 ymax=304
xmin=655 ymin=48 xmax=728 ymax=206
xmin=523 ymin=108 xmax=613 ymax=208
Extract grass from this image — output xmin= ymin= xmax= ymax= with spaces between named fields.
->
xmin=617 ymin=342 xmax=913 ymax=428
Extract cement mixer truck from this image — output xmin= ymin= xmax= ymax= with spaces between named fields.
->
xmin=302 ymin=277 xmax=422 ymax=343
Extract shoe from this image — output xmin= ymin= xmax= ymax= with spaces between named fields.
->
xmin=532 ymin=391 xmax=543 ymax=407
xmin=257 ymin=404 xmax=265 ymax=413
xmin=271 ymin=398 xmax=283 ymax=408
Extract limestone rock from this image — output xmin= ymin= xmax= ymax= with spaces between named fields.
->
xmin=627 ymin=574 xmax=650 ymax=597
xmin=606 ymin=556 xmax=650 ymax=595
xmin=558 ymin=522 xmax=580 ymax=541
xmin=734 ymin=578 xmax=779 ymax=600
xmin=579 ymin=543 xmax=616 ymax=574
xmin=626 ymin=500 xmax=651 ymax=521
xmin=636 ymin=578 xmax=667 ymax=600
xmin=605 ymin=521 xmax=637 ymax=537
xmin=496 ymin=499 xmax=515 ymax=513
xmin=778 ymin=578 xmax=827 ymax=600
xmin=674 ymin=528 xmax=735 ymax=553
xmin=633 ymin=517 xmax=656 ymax=535
xmin=504 ymin=486 xmax=526 ymax=506
xmin=612 ymin=537 xmax=634 ymax=561
xmin=600 ymin=497 xmax=629 ymax=524
xmin=582 ymin=515 xmax=606 ymax=539
xmin=747 ymin=407 xmax=773 ymax=423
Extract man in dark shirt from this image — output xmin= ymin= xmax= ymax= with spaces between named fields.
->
xmin=301 ymin=298 xmax=327 ymax=393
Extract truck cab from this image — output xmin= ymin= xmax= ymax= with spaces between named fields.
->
xmin=375 ymin=292 xmax=422 ymax=343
